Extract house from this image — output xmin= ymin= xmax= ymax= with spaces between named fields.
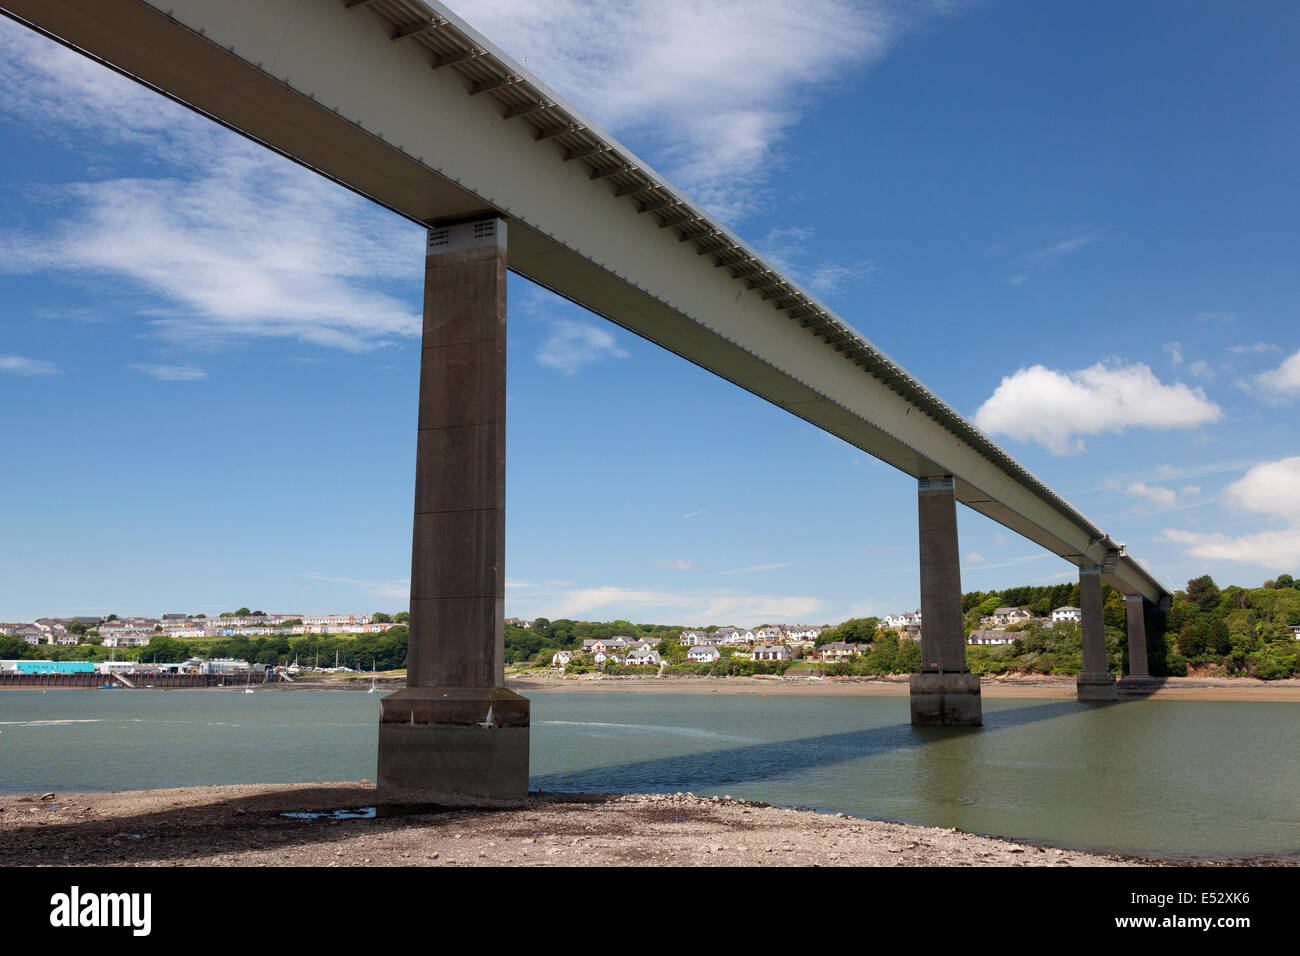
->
xmin=968 ymin=629 xmax=1016 ymax=646
xmin=679 ymin=630 xmax=710 ymax=646
xmin=992 ymin=607 xmax=1032 ymax=626
xmin=687 ymin=645 xmax=721 ymax=663
xmin=753 ymin=644 xmax=792 ymax=661
xmin=625 ymin=648 xmax=662 ymax=666
xmin=551 ymin=650 xmax=574 ymax=667
xmin=818 ymin=641 xmax=864 ymax=662
xmin=784 ymin=625 xmax=822 ymax=641
xmin=103 ymin=635 xmax=151 ymax=648
xmin=1051 ymin=606 xmax=1082 ymax=623
xmin=756 ymin=625 xmax=785 ymax=642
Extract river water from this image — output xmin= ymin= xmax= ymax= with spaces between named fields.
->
xmin=1 ymin=689 xmax=1295 ymax=860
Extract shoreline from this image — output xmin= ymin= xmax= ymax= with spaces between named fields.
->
xmin=2 ymin=781 xmax=1275 ymax=868
xmin=6 ymin=673 xmax=1300 ymax=701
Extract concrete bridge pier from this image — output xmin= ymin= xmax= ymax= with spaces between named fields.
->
xmin=1076 ymin=565 xmax=1117 ymax=700
xmin=909 ymin=476 xmax=982 ymax=726
xmin=1124 ymin=594 xmax=1150 ymax=678
xmin=377 ymin=217 xmax=530 ymax=801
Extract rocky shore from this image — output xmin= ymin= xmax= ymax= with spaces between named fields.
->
xmin=0 ymin=782 xmax=1180 ymax=867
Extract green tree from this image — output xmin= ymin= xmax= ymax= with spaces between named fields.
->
xmin=1186 ymin=575 xmax=1220 ymax=612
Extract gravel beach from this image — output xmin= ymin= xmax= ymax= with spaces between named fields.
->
xmin=0 ymin=782 xmax=1171 ymax=868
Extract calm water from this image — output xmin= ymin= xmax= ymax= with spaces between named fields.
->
xmin=1 ymin=689 xmax=1296 ymax=859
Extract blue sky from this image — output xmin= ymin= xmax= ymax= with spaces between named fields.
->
xmin=1 ymin=0 xmax=1298 ymax=625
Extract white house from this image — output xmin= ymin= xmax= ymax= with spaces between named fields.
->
xmin=551 ymin=650 xmax=574 ymax=667
xmin=625 ymin=648 xmax=662 ymax=666
xmin=1051 ymin=606 xmax=1082 ymax=623
xmin=968 ymin=629 xmax=1016 ymax=646
xmin=753 ymin=644 xmax=792 ymax=661
xmin=687 ymin=645 xmax=721 ymax=663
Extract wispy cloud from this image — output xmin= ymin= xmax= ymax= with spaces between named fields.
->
xmin=451 ymin=0 xmax=964 ymax=222
xmin=656 ymin=558 xmax=693 ymax=571
xmin=299 ymin=573 xmax=410 ymax=601
xmin=1124 ymin=481 xmax=1178 ymax=508
xmin=973 ymin=361 xmax=1222 ymax=455
xmin=681 ymin=509 xmax=706 ymax=520
xmin=1229 ymin=342 xmax=1279 ymax=355
xmin=534 ymin=317 xmax=630 ymax=374
xmin=131 ymin=364 xmax=208 ymax=382
xmin=1162 ymin=457 xmax=1300 ymax=568
xmin=0 ymin=21 xmax=423 ymax=354
xmin=0 ymin=354 xmax=56 ymax=375
xmin=508 ymin=581 xmax=822 ymax=625
xmin=759 ymin=226 xmax=874 ymax=297
xmin=1022 ymin=233 xmax=1099 ymax=264
xmin=719 ymin=561 xmax=795 ymax=576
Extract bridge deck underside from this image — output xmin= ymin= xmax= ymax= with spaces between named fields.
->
xmin=2 ymin=0 xmax=1169 ymax=604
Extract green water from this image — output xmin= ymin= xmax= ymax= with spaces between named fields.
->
xmin=1 ymin=689 xmax=1296 ymax=859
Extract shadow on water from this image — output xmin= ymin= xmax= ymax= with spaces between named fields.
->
xmin=531 ymin=699 xmax=1083 ymax=794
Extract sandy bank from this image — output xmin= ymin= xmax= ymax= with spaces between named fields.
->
xmin=1 ymin=782 xmax=1166 ymax=868
xmin=504 ymin=674 xmax=1300 ymax=702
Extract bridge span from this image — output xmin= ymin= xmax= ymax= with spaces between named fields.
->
xmin=4 ymin=0 xmax=1172 ymax=800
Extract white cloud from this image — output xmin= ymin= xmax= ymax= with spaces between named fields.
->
xmin=1223 ymin=457 xmax=1300 ymax=525
xmin=1162 ymin=457 xmax=1300 ymax=567
xmin=973 ymin=361 xmax=1222 ymax=455
xmin=535 ymin=318 xmax=630 ymax=374
xmin=1164 ymin=342 xmax=1184 ymax=366
xmin=131 ymin=364 xmax=207 ymax=382
xmin=1228 ymin=342 xmax=1279 ymax=354
xmin=0 ymin=355 xmax=56 ymax=375
xmin=451 ymin=0 xmax=958 ymax=222
xmin=966 ymin=552 xmax=986 ymax=563
xmin=1249 ymin=348 xmax=1300 ymax=399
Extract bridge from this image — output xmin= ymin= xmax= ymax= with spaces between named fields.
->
xmin=4 ymin=0 xmax=1173 ymax=801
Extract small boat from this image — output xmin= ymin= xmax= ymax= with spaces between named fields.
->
xmin=367 ymin=661 xmax=380 ymax=694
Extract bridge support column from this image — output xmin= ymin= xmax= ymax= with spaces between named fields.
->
xmin=909 ymin=476 xmax=982 ymax=726
xmin=377 ymin=217 xmax=530 ymax=801
xmin=1124 ymin=594 xmax=1150 ymax=678
xmin=1077 ymin=565 xmax=1117 ymax=700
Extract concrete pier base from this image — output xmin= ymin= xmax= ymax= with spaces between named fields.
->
xmin=378 ymin=687 xmax=529 ymax=800
xmin=909 ymin=672 xmax=983 ymax=726
xmin=1076 ymin=672 xmax=1118 ymax=701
